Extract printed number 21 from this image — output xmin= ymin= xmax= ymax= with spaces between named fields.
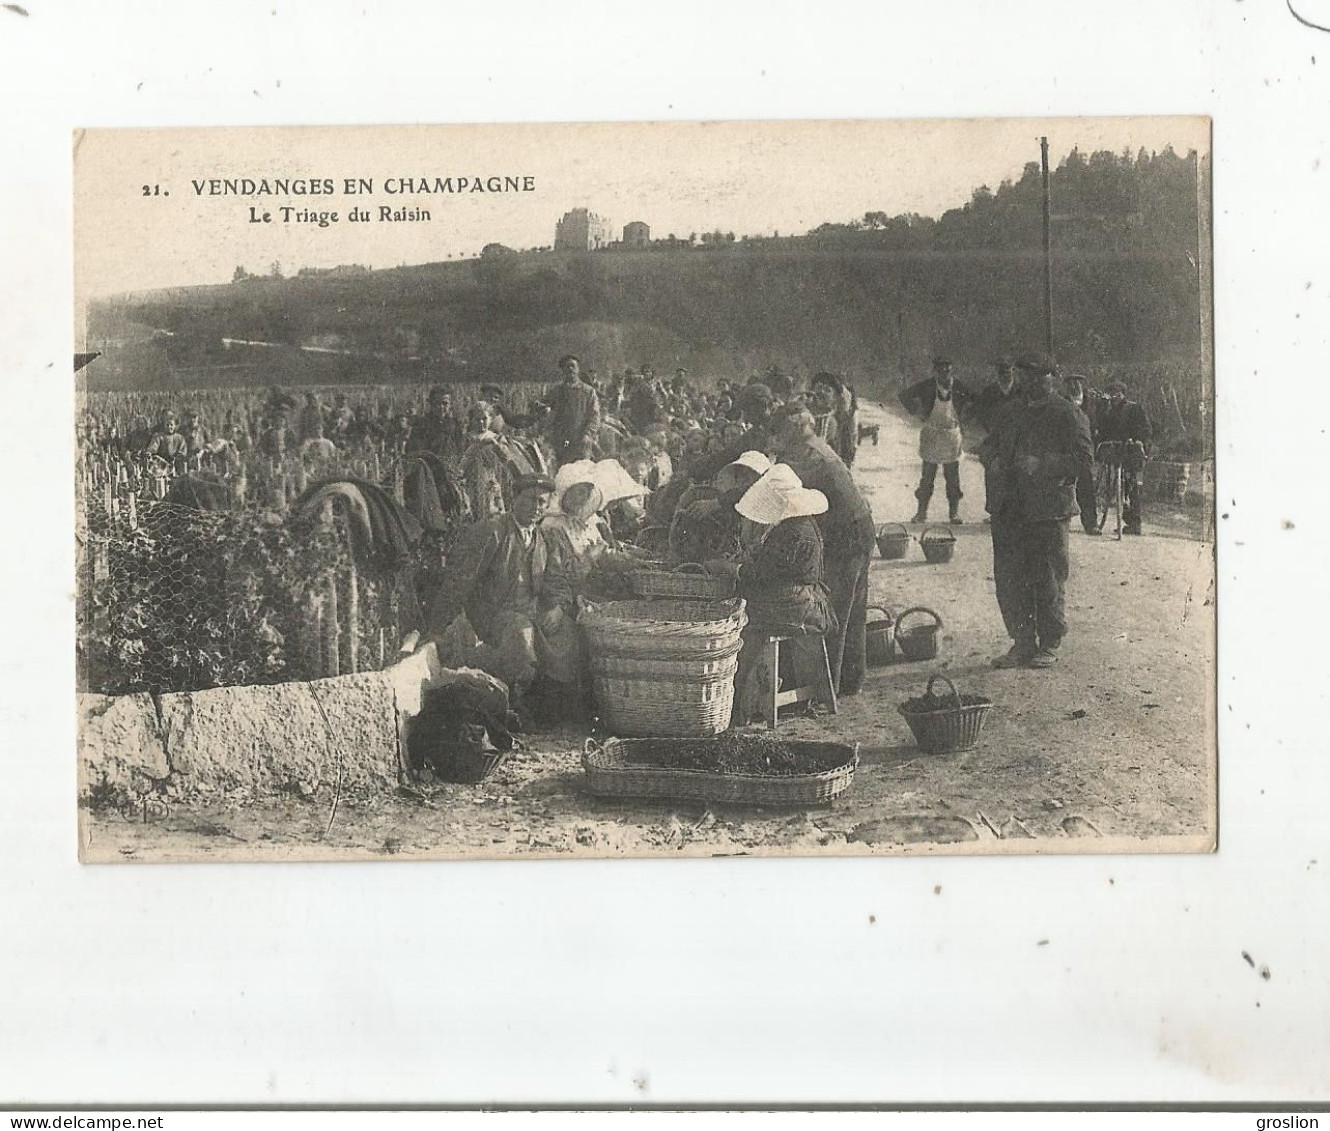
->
xmin=141 ymin=184 xmax=167 ymax=197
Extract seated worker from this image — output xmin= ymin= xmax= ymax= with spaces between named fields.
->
xmin=669 ymin=450 xmax=771 ymax=564
xmin=594 ymin=455 xmax=651 ymax=545
xmin=720 ymin=464 xmax=837 ymax=726
xmin=542 ymin=478 xmax=609 ymax=596
xmin=428 ymin=474 xmax=578 ymax=727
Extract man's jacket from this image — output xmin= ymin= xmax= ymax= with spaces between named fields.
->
xmin=899 ymin=378 xmax=974 ymax=422
xmin=431 ymin=514 xmax=572 ymax=641
xmin=781 ymin=436 xmax=876 ymax=556
xmin=545 ymin=381 xmax=601 ymax=461
xmin=1097 ymin=399 xmax=1153 ymax=455
xmin=982 ymin=395 xmax=1094 ymax=522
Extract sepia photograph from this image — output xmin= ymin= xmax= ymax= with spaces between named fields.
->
xmin=73 ymin=117 xmax=1216 ymax=863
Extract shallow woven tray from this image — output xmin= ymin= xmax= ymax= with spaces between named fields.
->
xmin=581 ymin=737 xmax=860 ymax=806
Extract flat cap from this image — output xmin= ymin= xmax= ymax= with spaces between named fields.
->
xmin=512 ymin=473 xmax=556 ymax=495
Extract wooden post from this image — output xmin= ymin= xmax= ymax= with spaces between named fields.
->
xmin=325 ymin=571 xmax=340 ymax=677
xmin=1040 ymin=136 xmax=1055 ymax=357
xmin=345 ymin=557 xmax=360 ymax=675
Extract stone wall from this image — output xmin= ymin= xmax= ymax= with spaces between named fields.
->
xmin=76 ymin=644 xmax=459 ymax=804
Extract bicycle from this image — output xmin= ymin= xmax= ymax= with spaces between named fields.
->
xmin=1094 ymin=440 xmax=1146 ymax=541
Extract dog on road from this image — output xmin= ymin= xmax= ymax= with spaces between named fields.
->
xmin=857 ymin=423 xmax=880 ymax=446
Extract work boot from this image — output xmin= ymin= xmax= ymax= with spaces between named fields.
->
xmin=1028 ymin=647 xmax=1060 ymax=669
xmin=1084 ymin=525 xmax=1103 ymax=536
xmin=1124 ymin=521 xmax=1142 ymax=536
xmin=993 ymin=643 xmax=1037 ymax=669
xmin=949 ymin=506 xmax=963 ymax=525
xmin=911 ymin=504 xmax=929 ymax=524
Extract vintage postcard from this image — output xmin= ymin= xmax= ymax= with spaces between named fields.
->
xmin=73 ymin=118 xmax=1216 ymax=863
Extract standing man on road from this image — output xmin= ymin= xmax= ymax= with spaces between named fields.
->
xmin=1097 ymin=379 xmax=1154 ymax=536
xmin=900 ymin=356 xmax=972 ymax=524
xmin=770 ymin=404 xmax=876 ymax=697
xmin=544 ymin=354 xmax=602 ymax=467
xmin=972 ymin=357 xmax=1021 ymax=434
xmin=1063 ymin=373 xmax=1103 ymax=535
xmin=981 ymin=354 xmax=1094 ymax=670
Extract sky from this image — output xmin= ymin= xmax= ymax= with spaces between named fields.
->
xmin=74 ymin=116 xmax=1209 ymax=303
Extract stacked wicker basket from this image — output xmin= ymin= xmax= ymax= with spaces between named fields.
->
xmin=579 ymin=591 xmax=747 ymax=736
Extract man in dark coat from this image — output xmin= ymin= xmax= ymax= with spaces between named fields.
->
xmin=1063 ymin=373 xmax=1103 ymax=535
xmin=543 ymin=354 xmax=602 ymax=466
xmin=1096 ymin=379 xmax=1154 ymax=535
xmin=770 ymin=405 xmax=876 ymax=696
xmin=428 ymin=474 xmax=576 ymax=723
xmin=406 ymin=385 xmax=465 ymax=466
xmin=899 ymin=356 xmax=973 ymax=524
xmin=972 ymin=357 xmax=1022 ymax=434
xmin=981 ymin=354 xmax=1094 ymax=669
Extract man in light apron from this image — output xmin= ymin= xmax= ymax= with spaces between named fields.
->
xmin=899 ymin=357 xmax=972 ymax=524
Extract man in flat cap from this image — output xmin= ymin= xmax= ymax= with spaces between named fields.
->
xmin=428 ymin=473 xmax=577 ymax=725
xmin=973 ymin=356 xmax=1022 ymax=435
xmin=543 ymin=353 xmax=602 ymax=467
xmin=900 ymin=356 xmax=973 ymax=524
xmin=1096 ymin=379 xmax=1153 ymax=535
xmin=980 ymin=353 xmax=1094 ymax=669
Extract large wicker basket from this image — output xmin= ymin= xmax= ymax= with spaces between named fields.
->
xmin=628 ymin=562 xmax=737 ymax=601
xmin=897 ymin=673 xmax=994 ymax=755
xmin=590 ymin=638 xmax=743 ymax=680
xmin=579 ymin=596 xmax=747 ymax=660
xmin=591 ymin=665 xmax=738 ymax=736
xmin=582 ymin=736 xmax=860 ymax=806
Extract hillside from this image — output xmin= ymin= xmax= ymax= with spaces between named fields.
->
xmin=84 ymin=145 xmax=1210 ymax=397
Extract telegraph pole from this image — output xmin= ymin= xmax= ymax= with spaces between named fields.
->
xmin=1041 ymin=136 xmax=1054 ymax=357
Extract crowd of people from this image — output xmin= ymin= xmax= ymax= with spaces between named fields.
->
xmin=79 ymin=347 xmax=1158 ymax=720
xmin=404 ymin=355 xmax=868 ymax=729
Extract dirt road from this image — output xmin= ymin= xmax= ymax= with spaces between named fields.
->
xmin=86 ymin=400 xmax=1216 ymax=862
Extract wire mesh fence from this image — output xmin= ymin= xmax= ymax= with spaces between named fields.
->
xmin=77 ymin=493 xmax=422 ymax=697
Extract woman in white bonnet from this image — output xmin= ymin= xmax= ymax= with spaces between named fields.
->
xmin=722 ymin=463 xmax=838 ymax=726
xmin=542 ymin=478 xmax=608 ymax=594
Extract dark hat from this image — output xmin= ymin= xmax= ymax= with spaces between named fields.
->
xmin=811 ymin=371 xmax=844 ymax=395
xmin=558 ymin=353 xmax=580 ymax=368
xmin=1106 ymin=378 xmax=1128 ymax=394
xmin=1065 ymin=372 xmax=1089 ymax=387
xmin=932 ymin=355 xmax=953 ymax=368
xmin=427 ymin=384 xmax=451 ymax=402
xmin=995 ymin=355 xmax=1014 ymax=369
xmin=513 ymin=473 xmax=556 ymax=496
xmin=1014 ymin=352 xmax=1057 ymax=375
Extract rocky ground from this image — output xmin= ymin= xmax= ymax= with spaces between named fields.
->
xmin=83 ymin=400 xmax=1216 ymax=862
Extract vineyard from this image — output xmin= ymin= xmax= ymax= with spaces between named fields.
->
xmin=75 ymin=381 xmax=550 ymax=699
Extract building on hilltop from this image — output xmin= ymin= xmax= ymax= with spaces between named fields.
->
xmin=555 ymin=208 xmax=613 ymax=250
xmin=622 ymin=221 xmax=650 ymax=248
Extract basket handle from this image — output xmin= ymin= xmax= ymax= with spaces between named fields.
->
xmin=921 ymin=525 xmax=956 ymax=543
xmin=925 ymin=672 xmax=963 ymax=711
xmin=896 ymin=606 xmax=942 ymax=630
xmin=877 ymin=522 xmax=909 ymax=537
xmin=866 ymin=605 xmax=894 ymax=624
xmin=583 ymin=737 xmax=603 ymax=758
xmin=634 ymin=525 xmax=667 ymax=547
xmin=672 ymin=562 xmax=708 ymax=575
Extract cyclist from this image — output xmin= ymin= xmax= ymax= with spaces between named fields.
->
xmin=1097 ymin=380 xmax=1153 ymax=535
